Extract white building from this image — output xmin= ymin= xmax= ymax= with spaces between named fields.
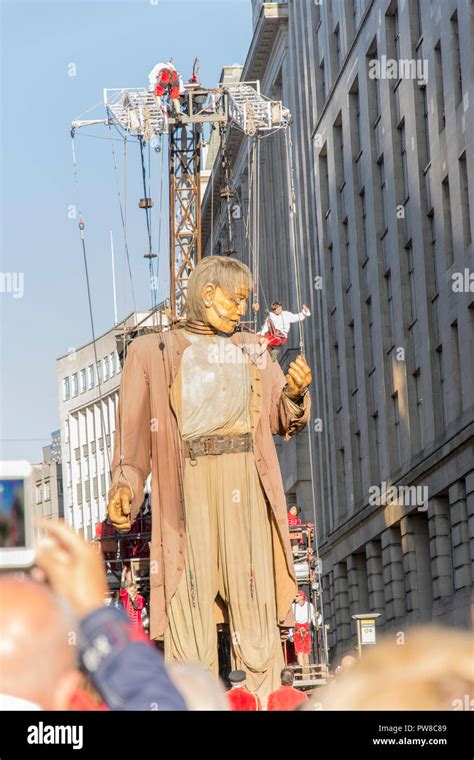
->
xmin=57 ymin=311 xmax=165 ymax=539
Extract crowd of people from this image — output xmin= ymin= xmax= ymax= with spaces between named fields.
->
xmin=1 ymin=519 xmax=472 ymax=712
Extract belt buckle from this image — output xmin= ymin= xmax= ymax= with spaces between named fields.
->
xmin=188 ymin=442 xmax=198 ymax=466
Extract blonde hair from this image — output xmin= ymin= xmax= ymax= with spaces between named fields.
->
xmin=186 ymin=256 xmax=252 ymax=322
xmin=305 ymin=625 xmax=474 ymax=711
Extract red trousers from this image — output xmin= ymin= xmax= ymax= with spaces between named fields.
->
xmin=294 ymin=623 xmax=311 ymax=655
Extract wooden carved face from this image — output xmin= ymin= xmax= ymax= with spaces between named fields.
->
xmin=201 ymin=283 xmax=249 ymax=334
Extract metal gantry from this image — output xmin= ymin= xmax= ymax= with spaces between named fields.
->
xmin=72 ymin=81 xmax=291 ymax=319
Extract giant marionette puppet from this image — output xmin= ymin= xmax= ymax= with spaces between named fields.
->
xmin=107 ymin=256 xmax=312 ymax=701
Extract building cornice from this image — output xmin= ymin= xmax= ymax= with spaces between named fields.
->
xmin=243 ymin=2 xmax=288 ymax=82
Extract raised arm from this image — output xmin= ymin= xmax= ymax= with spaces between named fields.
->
xmin=269 ymin=355 xmax=311 ymax=438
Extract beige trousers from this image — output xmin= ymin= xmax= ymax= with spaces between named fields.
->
xmin=164 ymin=451 xmax=284 ymax=706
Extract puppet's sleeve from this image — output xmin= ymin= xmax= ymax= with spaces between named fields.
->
xmin=269 ymin=358 xmax=310 ymax=437
xmin=108 ymin=341 xmax=152 ymax=522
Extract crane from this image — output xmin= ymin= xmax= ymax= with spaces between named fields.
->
xmin=71 ymin=64 xmax=291 ymax=319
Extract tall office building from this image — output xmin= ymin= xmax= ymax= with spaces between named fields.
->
xmin=202 ymin=0 xmax=473 ymax=659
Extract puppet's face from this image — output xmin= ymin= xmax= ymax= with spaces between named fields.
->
xmin=202 ymin=283 xmax=249 ymax=334
xmin=295 ymin=593 xmax=305 ymax=606
xmin=289 ymin=506 xmax=298 ymax=517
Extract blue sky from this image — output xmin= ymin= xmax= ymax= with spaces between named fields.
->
xmin=0 ymin=0 xmax=252 ymax=462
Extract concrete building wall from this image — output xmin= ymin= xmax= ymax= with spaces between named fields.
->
xmin=202 ymin=0 xmax=473 ymax=661
xmin=32 ymin=439 xmax=64 ymax=525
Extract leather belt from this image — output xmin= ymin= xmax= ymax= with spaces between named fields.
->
xmin=183 ymin=433 xmax=253 ymax=462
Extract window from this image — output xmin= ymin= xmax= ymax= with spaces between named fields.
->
xmin=392 ymin=391 xmax=402 ymax=467
xmin=63 ymin=377 xmax=70 ymax=401
xmin=450 ymin=11 xmax=462 ymax=107
xmin=450 ymin=321 xmax=462 ymax=419
xmin=442 ymin=176 xmax=454 ymax=268
xmin=434 ymin=41 xmax=445 ymax=133
xmin=44 ymin=481 xmax=51 ymax=501
xmin=407 ymin=244 xmax=417 ymax=323
xmin=386 ymin=271 xmax=395 ymax=345
xmin=96 ymin=361 xmax=103 ymax=385
xmin=320 ymin=58 xmax=327 ymax=103
xmin=378 ymin=156 xmax=388 ymax=235
xmin=366 ymin=39 xmax=380 ymax=125
xmin=72 ymin=373 xmax=79 ymax=397
xmin=334 ymin=24 xmax=341 ymax=70
xmin=110 ymin=352 xmax=116 ymax=377
xmin=64 ymin=419 xmax=70 ymax=444
xmin=399 ymin=123 xmax=409 ymax=203
xmin=80 ymin=368 xmax=86 ymax=393
xmin=104 ymin=356 xmax=110 ymax=382
xmin=88 ymin=364 xmax=95 ymax=389
xmin=349 ymin=78 xmax=361 ymax=156
xmin=435 ymin=346 xmax=446 ymax=430
xmin=36 ymin=485 xmax=43 ymax=504
xmin=459 ymin=152 xmax=472 ymax=247
xmin=414 ymin=370 xmax=424 ymax=450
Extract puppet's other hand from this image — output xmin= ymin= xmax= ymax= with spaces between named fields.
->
xmin=107 ymin=487 xmax=133 ymax=533
xmin=284 ymin=355 xmax=312 ymax=400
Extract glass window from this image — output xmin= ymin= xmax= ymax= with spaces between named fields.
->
xmin=88 ymin=364 xmax=94 ymax=389
xmin=96 ymin=361 xmax=102 ymax=385
xmin=36 ymin=485 xmax=43 ymax=504
xmin=110 ymin=352 xmax=116 ymax=376
xmin=72 ymin=373 xmax=79 ymax=397
xmin=80 ymin=368 xmax=86 ymax=393
xmin=104 ymin=356 xmax=110 ymax=382
xmin=63 ymin=377 xmax=70 ymax=401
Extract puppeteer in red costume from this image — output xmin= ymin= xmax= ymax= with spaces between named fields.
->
xmin=107 ymin=257 xmax=312 ymax=704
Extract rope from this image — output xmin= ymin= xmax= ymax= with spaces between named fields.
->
xmin=70 ymin=135 xmax=112 ymax=492
xmin=283 ymin=125 xmax=329 ymax=667
xmin=138 ymin=136 xmax=154 ymax=259
xmin=107 ymin=118 xmax=137 ymax=318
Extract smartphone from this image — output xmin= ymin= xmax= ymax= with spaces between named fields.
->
xmin=0 ymin=460 xmax=35 ymax=569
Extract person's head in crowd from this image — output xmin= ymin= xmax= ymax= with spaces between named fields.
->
xmin=228 ymin=670 xmax=247 ymax=689
xmin=305 ymin=626 xmax=474 ymax=710
xmin=271 ymin=300 xmax=283 ymax=315
xmin=295 ymin=590 xmax=306 ymax=606
xmin=281 ymin=668 xmax=295 ymax=687
xmin=340 ymin=654 xmax=357 ymax=671
xmin=168 ymin=663 xmax=228 ymax=710
xmin=0 ymin=577 xmax=80 ymax=710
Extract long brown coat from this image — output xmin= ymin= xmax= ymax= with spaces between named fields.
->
xmin=108 ymin=329 xmax=310 ymax=640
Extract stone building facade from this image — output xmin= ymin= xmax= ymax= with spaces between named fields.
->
xmin=201 ymin=0 xmax=473 ymax=660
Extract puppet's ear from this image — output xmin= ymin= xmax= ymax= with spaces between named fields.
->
xmin=202 ymin=282 xmax=216 ymax=308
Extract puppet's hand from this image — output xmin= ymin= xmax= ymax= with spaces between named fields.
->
xmin=107 ymin=487 xmax=133 ymax=533
xmin=284 ymin=355 xmax=312 ymax=400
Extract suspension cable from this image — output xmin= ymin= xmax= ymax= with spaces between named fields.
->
xmin=284 ymin=124 xmax=329 ymax=667
xmin=71 ymin=134 xmax=112 ymax=485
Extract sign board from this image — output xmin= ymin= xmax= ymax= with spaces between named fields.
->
xmin=360 ymin=619 xmax=376 ymax=645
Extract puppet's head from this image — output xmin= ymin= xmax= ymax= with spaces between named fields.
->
xmin=186 ymin=256 xmax=252 ymax=334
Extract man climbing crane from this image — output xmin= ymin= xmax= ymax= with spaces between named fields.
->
xmin=106 ymin=256 xmax=312 ymax=706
